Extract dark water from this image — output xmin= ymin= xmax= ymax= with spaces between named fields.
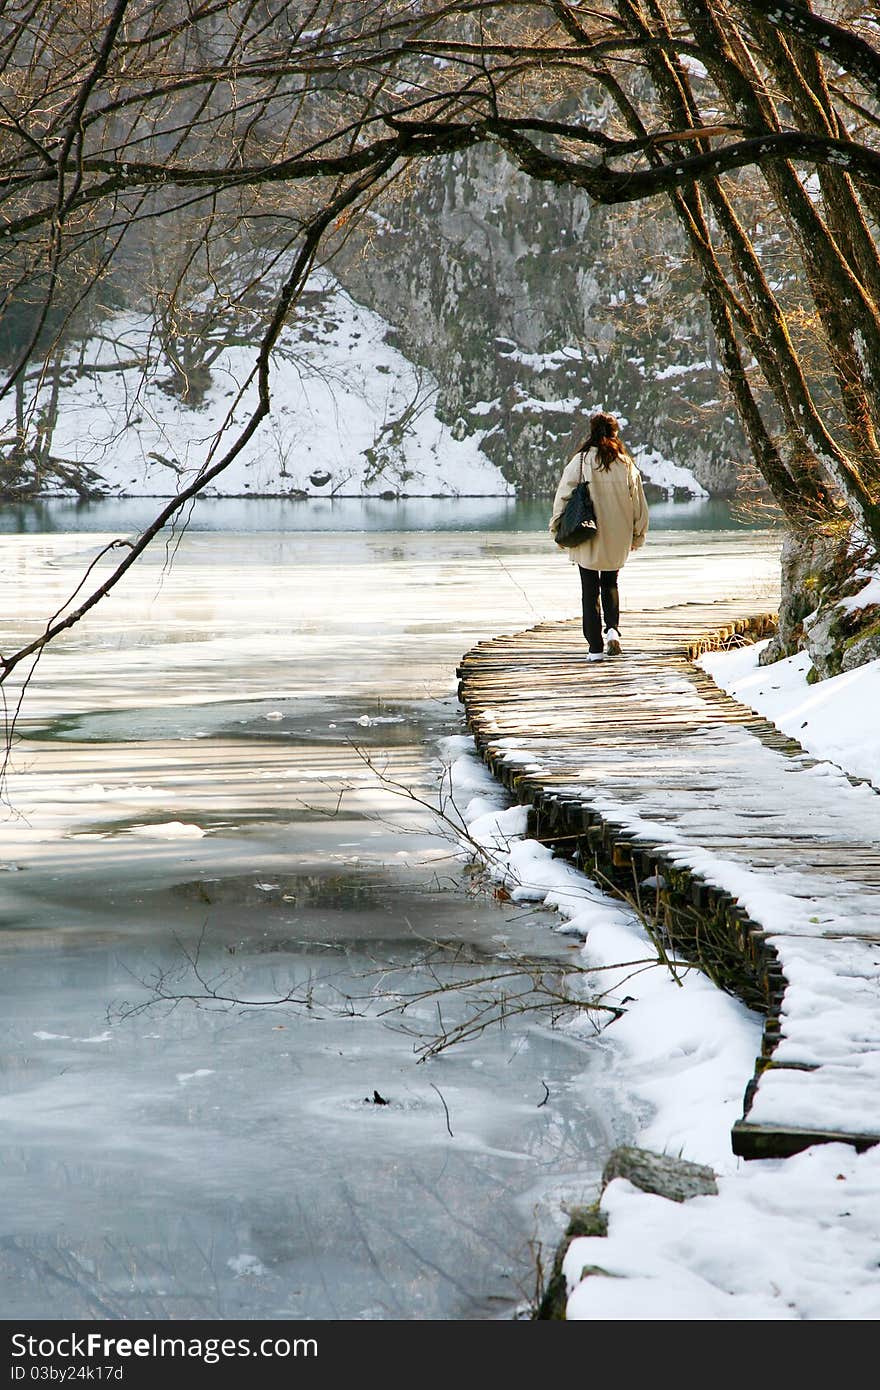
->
xmin=0 ymin=494 xmax=779 ymax=535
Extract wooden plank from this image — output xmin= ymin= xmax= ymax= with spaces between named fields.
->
xmin=731 ymin=1121 xmax=880 ymax=1160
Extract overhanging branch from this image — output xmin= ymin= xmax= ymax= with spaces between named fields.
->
xmin=3 ymin=121 xmax=877 ymax=245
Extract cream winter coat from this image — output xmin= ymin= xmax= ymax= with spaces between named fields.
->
xmin=550 ymin=446 xmax=649 ymax=570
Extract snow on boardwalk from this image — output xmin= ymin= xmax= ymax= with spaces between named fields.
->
xmin=457 ymin=603 xmax=880 ymax=1160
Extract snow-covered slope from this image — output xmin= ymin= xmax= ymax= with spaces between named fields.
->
xmin=36 ymin=271 xmax=514 ymax=500
xmin=11 ymin=266 xmax=709 ymax=502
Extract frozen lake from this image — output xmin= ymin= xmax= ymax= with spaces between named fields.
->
xmin=0 ymin=500 xmax=780 ymax=1320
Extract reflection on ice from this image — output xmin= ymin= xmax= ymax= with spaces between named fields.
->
xmin=1 ymin=917 xmax=604 ymax=1320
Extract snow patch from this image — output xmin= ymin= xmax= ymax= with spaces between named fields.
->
xmin=633 ymin=447 xmax=708 ymax=498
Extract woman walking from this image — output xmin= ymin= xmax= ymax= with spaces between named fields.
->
xmin=550 ymin=412 xmax=649 ymax=661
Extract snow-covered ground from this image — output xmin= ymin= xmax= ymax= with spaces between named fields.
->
xmin=441 ymin=633 xmax=880 ymax=1319
xmin=700 ymin=639 xmax=880 ymax=789
xmin=11 ymin=269 xmax=706 ymax=501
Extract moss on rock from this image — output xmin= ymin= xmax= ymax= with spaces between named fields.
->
xmin=533 ymin=1203 xmax=608 ymax=1320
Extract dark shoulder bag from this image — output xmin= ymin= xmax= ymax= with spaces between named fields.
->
xmin=555 ymin=450 xmax=598 ymax=547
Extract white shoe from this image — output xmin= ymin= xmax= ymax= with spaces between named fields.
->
xmin=586 ymin=651 xmax=604 ymax=663
xmin=605 ymin=628 xmax=621 ymax=656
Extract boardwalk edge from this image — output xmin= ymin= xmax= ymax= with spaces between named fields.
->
xmin=457 ymin=610 xmax=879 ymax=1163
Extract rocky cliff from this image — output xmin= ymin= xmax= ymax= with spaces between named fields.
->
xmin=334 ymin=147 xmax=748 ymax=497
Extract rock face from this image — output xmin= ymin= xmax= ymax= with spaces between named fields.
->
xmin=334 ymin=147 xmax=749 ymax=496
xmin=759 ymin=529 xmax=880 ymax=680
xmin=758 ymin=530 xmax=840 ymax=668
xmin=841 ymin=628 xmax=880 ymax=672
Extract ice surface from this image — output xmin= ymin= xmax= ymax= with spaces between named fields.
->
xmin=0 ymin=509 xmax=781 ymax=1319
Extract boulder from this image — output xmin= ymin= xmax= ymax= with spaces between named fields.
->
xmin=601 ymin=1145 xmax=718 ymax=1202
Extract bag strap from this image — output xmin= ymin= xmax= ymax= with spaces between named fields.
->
xmin=579 ymin=448 xmax=593 ymax=484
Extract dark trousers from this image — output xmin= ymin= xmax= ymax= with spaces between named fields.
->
xmin=579 ymin=567 xmax=619 ymax=653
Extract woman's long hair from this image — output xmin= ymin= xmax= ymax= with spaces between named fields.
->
xmin=578 ymin=412 xmax=625 ymax=469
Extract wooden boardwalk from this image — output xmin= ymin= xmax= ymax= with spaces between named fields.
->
xmin=457 ymin=601 xmax=880 ymax=1160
